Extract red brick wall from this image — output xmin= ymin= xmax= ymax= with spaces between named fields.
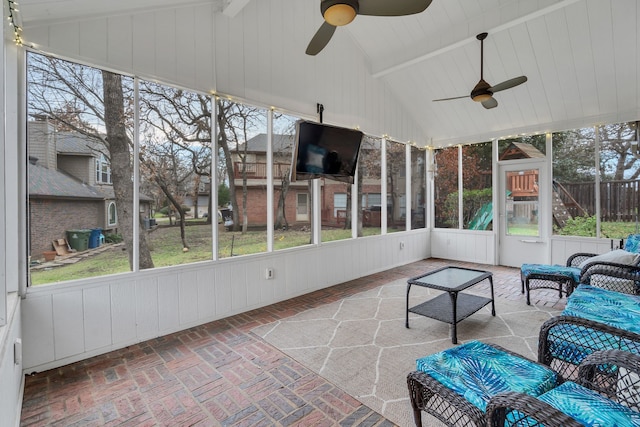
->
xmin=235 ymin=181 xmax=382 ymax=228
xmin=29 ymin=198 xmax=104 ymax=259
xmin=234 ymin=187 xmax=305 ymax=228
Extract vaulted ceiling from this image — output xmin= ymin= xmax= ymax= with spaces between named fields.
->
xmin=15 ymin=0 xmax=640 ymax=147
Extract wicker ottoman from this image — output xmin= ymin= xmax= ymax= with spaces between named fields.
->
xmin=407 ymin=340 xmax=558 ymax=427
xmin=520 ymin=264 xmax=581 ymax=305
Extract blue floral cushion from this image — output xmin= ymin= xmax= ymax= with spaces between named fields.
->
xmin=415 ymin=340 xmax=557 ymax=411
xmin=625 ymin=234 xmax=640 ymax=254
xmin=546 ymin=285 xmax=640 ymax=365
xmin=521 ymin=263 xmax=581 ymax=283
xmin=536 ymin=381 xmax=640 ymax=426
xmin=563 ymin=285 xmax=640 ymax=334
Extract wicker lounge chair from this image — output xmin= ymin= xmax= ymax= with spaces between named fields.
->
xmin=538 ymin=265 xmax=640 ymax=381
xmin=408 ymin=341 xmax=640 ymax=427
xmin=407 ymin=341 xmax=559 ymax=427
xmin=520 ymin=233 xmax=640 ymax=305
xmin=487 ymin=349 xmax=640 ymax=426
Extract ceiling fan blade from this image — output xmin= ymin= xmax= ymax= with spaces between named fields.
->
xmin=489 ymin=76 xmax=527 ymax=93
xmin=482 ymin=97 xmax=498 ymax=109
xmin=359 ymin=0 xmax=432 ymax=16
xmin=433 ymin=95 xmax=468 ymax=102
xmin=306 ymin=22 xmax=337 ymax=56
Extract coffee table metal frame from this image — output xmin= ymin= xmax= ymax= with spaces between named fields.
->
xmin=405 ymin=266 xmax=495 ymax=344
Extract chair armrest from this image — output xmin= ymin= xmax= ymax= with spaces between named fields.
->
xmin=538 ymin=315 xmax=640 ymax=381
xmin=486 ymin=391 xmax=583 ymax=427
xmin=566 ymin=252 xmax=598 ymax=267
xmin=577 ymin=349 xmax=640 ymax=407
xmin=580 ymin=263 xmax=640 ymax=294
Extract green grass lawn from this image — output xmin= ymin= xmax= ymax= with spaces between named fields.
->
xmin=30 ymin=224 xmax=382 ymax=285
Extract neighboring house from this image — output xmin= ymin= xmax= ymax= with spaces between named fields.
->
xmin=231 ymin=133 xmax=383 ymax=228
xmin=182 ymin=175 xmax=212 ymax=219
xmin=27 ymin=119 xmax=152 ymax=259
xmin=228 ymin=133 xmax=304 ymax=228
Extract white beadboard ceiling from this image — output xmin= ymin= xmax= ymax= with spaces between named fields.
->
xmin=16 ymin=0 xmax=640 ymax=147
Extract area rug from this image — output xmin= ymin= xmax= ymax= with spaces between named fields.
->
xmin=251 ymin=278 xmax=562 ymax=427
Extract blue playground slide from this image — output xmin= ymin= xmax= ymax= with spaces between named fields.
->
xmin=469 ymin=202 xmax=493 ymax=230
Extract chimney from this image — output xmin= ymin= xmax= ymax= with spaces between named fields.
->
xmin=27 ymin=117 xmax=57 ymax=170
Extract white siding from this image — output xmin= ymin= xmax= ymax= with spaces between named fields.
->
xmin=22 ymin=230 xmax=429 ymax=372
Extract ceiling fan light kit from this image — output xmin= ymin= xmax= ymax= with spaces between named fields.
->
xmin=322 ymin=1 xmax=359 ymax=26
xmin=470 ymin=79 xmax=492 ymax=102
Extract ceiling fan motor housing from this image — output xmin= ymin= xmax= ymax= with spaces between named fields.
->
xmin=471 ymin=79 xmax=492 ymax=102
xmin=321 ymin=0 xmax=359 ymax=26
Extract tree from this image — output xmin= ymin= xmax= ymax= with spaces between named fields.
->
xmin=137 ymin=81 xmax=213 ymax=246
xmin=357 ymin=136 xmax=382 ymax=236
xmin=216 ymin=100 xmax=266 ymax=233
xmin=272 ymin=130 xmax=296 ymax=230
xmin=27 ymin=52 xmax=154 ymax=270
xmin=386 ymin=141 xmax=406 ymax=229
xmin=434 ymin=146 xmax=459 ymax=228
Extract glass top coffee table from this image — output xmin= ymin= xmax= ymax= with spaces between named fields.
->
xmin=405 ymin=266 xmax=495 ymax=344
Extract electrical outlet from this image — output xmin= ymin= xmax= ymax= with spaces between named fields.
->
xmin=265 ymin=268 xmax=274 ymax=280
xmin=14 ymin=338 xmax=22 ymax=365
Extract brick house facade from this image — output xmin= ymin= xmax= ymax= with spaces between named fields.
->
xmin=230 ymin=133 xmax=383 ymax=229
xmin=28 ymin=119 xmax=151 ymax=260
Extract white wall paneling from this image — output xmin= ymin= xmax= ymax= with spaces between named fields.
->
xmin=430 ymin=229 xmax=495 ymax=265
xmin=0 ymin=295 xmax=23 ymax=427
xmin=549 ymin=237 xmax=616 ymax=266
xmin=22 ymin=230 xmax=429 ymax=373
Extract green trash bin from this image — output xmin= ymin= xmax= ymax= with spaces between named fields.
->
xmin=66 ymin=229 xmax=91 ymax=251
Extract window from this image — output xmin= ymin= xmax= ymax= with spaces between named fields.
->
xmin=552 ymin=122 xmax=639 ymax=239
xmin=217 ymin=99 xmax=268 ymax=257
xmin=386 ymin=140 xmax=406 ymax=232
xmin=597 ymin=121 xmax=639 ymax=239
xmin=321 ymin=179 xmax=353 ymax=242
xmin=462 ymin=142 xmax=492 ymax=230
xmin=410 ymin=146 xmax=426 ymax=229
xmin=434 ymin=146 xmax=459 ymax=228
xmin=273 ymin=113 xmax=312 ymax=249
xmin=296 ymin=193 xmax=309 ymax=221
xmin=27 ymin=52 xmax=133 ymax=285
xmin=357 ymin=135 xmax=382 ymax=236
xmin=108 ymin=202 xmax=117 ymax=226
xmin=138 ymin=79 xmax=213 ymax=265
xmin=95 ymin=154 xmax=112 ymax=184
xmin=334 ymin=193 xmax=347 ymax=217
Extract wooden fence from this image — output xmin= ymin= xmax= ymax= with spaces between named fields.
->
xmin=558 ymin=179 xmax=640 ymax=222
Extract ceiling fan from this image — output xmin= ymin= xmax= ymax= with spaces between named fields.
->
xmin=306 ymin=0 xmax=433 ymax=56
xmin=433 ymin=32 xmax=528 ymax=109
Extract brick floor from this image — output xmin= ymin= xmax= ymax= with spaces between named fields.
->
xmin=20 ymin=259 xmax=567 ymax=426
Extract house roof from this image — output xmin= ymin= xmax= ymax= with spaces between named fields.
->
xmin=499 ymin=142 xmax=545 ymax=161
xmin=29 ymin=161 xmax=106 ymax=200
xmin=29 ymin=161 xmax=154 ymax=202
xmin=56 ymin=132 xmax=98 ymax=156
xmin=239 ymin=134 xmax=294 ymax=153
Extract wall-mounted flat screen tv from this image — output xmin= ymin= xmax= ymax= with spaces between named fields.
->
xmin=290 ymin=120 xmax=364 ymax=184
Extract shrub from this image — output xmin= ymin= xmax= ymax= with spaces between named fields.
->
xmin=104 ymin=233 xmax=123 ymax=243
xmin=555 ymin=215 xmax=596 ymax=237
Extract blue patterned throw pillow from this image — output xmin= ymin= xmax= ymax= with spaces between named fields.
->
xmin=625 ymin=234 xmax=640 ymax=254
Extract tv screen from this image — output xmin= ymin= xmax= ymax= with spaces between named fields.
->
xmin=290 ymin=120 xmax=364 ymax=184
